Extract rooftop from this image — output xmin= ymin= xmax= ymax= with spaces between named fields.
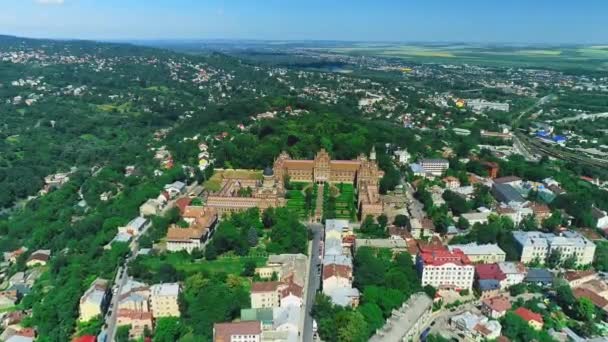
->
xmin=514 ymin=307 xmax=543 ymax=323
xmin=449 ymin=243 xmax=506 ymax=256
xmin=214 ymin=321 xmax=261 ymax=341
xmin=150 ymin=283 xmax=179 ymax=297
xmin=369 ymin=293 xmax=433 ymax=342
xmin=482 ymin=296 xmax=511 ymax=312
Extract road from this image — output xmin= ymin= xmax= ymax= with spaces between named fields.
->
xmin=104 ymin=220 xmax=152 ymax=341
xmin=302 ymin=223 xmax=323 ymax=342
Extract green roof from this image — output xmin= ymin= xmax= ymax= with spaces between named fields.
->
xmin=240 ymin=308 xmax=274 ymax=324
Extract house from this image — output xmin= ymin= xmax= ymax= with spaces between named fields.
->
xmin=150 ymin=283 xmax=180 ymax=317
xmin=139 ymin=199 xmax=161 ymax=217
xmin=497 ymin=262 xmax=527 ymax=288
xmin=119 ymin=217 xmax=148 ymax=236
xmin=322 ymin=264 xmax=353 ymax=294
xmin=417 ymin=247 xmax=475 ymax=290
xmin=116 ymin=309 xmax=153 ymax=340
xmin=354 ymin=239 xmax=408 ymax=254
xmin=443 ymin=176 xmax=461 ymax=189
xmin=478 ymin=279 xmax=501 ymax=299
xmin=476 ymin=263 xmax=507 ymax=289
xmin=493 ymin=176 xmax=522 ymax=187
xmin=394 ymin=149 xmax=411 ymax=165
xmin=163 ymin=181 xmax=186 ymax=198
xmin=565 ymin=270 xmax=598 ymax=288
xmin=592 ymin=207 xmax=608 ymax=229
xmin=451 ymin=311 xmax=502 ymax=340
xmin=409 ymin=218 xmax=435 ymax=238
xmin=117 ymin=278 xmax=150 ymax=312
xmin=448 ymin=243 xmax=506 ymax=264
xmin=481 ymin=296 xmax=511 ymax=319
xmin=251 ymin=282 xmax=282 ymax=309
xmin=573 ymin=287 xmax=608 ymax=313
xmin=460 ymin=212 xmax=493 ymax=226
xmin=419 ymin=159 xmax=449 ymax=176
xmin=79 ymin=278 xmax=109 ymax=322
xmin=492 ymin=183 xmax=525 ymax=204
xmin=524 ymin=268 xmax=553 ymax=287
xmin=513 ymin=307 xmax=543 ymax=330
xmin=0 ymin=291 xmax=18 ymax=309
xmin=255 ymin=254 xmax=307 ymax=287
xmin=25 ymin=250 xmax=51 ymax=267
xmin=213 ymin=321 xmax=262 ymax=342
xmin=73 ymin=336 xmax=97 ymax=342
xmin=166 ymin=207 xmax=218 ymax=253
xmin=3 ymin=247 xmax=28 ymax=264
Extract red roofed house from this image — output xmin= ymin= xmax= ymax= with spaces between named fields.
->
xmin=417 ymin=247 xmax=474 ymax=290
xmin=481 ymin=296 xmax=511 ymax=319
xmin=73 ymin=336 xmax=96 ymax=342
xmin=116 ymin=309 xmax=153 ymax=340
xmin=250 ymin=278 xmax=304 ymax=309
xmin=322 ymin=264 xmax=353 ymax=293
xmin=214 ymin=321 xmax=262 ymax=342
xmin=175 ymin=197 xmax=192 ymax=215
xmin=514 ymin=307 xmax=543 ymax=330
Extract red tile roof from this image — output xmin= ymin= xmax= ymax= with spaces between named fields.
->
xmin=251 ymin=281 xmax=281 ymax=293
xmin=476 ymin=263 xmax=506 ymax=281
xmin=175 ymin=198 xmax=192 ymax=215
xmin=419 ymin=248 xmax=471 ymax=267
xmin=214 ymin=321 xmax=261 ymax=342
xmin=323 ymin=264 xmax=352 ymax=280
xmin=564 ymin=270 xmax=597 ymax=282
xmin=482 ymin=296 xmax=511 ymax=312
xmin=573 ymin=287 xmax=608 ymax=309
xmin=514 ymin=307 xmax=543 ymax=324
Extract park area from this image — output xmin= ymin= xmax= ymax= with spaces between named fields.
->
xmin=286 ymin=182 xmax=316 ymax=219
xmin=324 ymin=182 xmax=356 ymax=221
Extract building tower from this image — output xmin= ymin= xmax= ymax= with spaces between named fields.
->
xmin=370 ymin=146 xmax=376 ymax=161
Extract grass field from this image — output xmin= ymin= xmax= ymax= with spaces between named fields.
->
xmin=312 ymin=43 xmax=608 ymax=71
xmin=140 ymin=252 xmax=268 ymax=277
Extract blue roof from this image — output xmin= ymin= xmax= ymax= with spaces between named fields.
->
xmin=478 ymin=279 xmax=501 ymax=291
xmin=553 ymin=135 xmax=566 ymax=142
xmin=525 ymin=268 xmax=553 ymax=283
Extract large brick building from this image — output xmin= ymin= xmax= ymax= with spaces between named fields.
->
xmin=273 ymin=149 xmax=384 ymax=219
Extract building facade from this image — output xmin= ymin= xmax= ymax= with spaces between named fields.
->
xmin=513 ymin=230 xmax=596 ymax=266
xmin=448 ymin=243 xmax=506 ymax=264
xmin=150 ymin=283 xmax=180 ymax=318
xmin=417 ymin=247 xmax=475 ymax=290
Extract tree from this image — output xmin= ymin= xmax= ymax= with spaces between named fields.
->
xmin=545 ymin=249 xmax=562 ymax=269
xmin=116 ymin=325 xmax=131 ymax=342
xmin=423 ymin=285 xmax=437 ymax=299
xmin=377 ymin=214 xmax=388 ymax=229
xmin=393 ymin=214 xmax=409 ymax=228
xmin=241 ymin=259 xmax=257 ymax=277
xmin=357 ymin=303 xmax=384 ymax=337
xmin=246 ymin=227 xmax=259 ymax=247
xmin=562 ymin=254 xmax=578 ymax=270
xmin=335 ymin=310 xmax=368 ymax=342
xmin=456 ymin=216 xmax=470 ymax=230
xmin=204 ymin=244 xmax=218 ymax=260
xmin=153 ymin=317 xmax=183 ymax=342
xmin=576 ymin=297 xmax=596 ymax=322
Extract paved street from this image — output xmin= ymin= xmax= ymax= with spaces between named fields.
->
xmin=302 ymin=223 xmax=323 ymax=342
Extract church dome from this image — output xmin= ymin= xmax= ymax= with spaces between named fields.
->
xmin=263 ymin=167 xmax=274 ymax=177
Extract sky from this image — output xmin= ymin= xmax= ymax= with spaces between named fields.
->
xmin=1 ymin=0 xmax=607 ymax=44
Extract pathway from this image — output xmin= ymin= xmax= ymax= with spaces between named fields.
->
xmin=313 ymin=183 xmax=324 ymax=222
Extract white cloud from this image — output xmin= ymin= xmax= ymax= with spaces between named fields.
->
xmin=35 ymin=0 xmax=65 ymax=5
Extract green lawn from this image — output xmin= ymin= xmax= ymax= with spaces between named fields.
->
xmin=286 ymin=182 xmax=315 ymax=219
xmin=140 ymin=252 xmax=268 ymax=277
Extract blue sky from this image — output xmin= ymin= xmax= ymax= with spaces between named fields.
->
xmin=1 ymin=0 xmax=607 ymax=43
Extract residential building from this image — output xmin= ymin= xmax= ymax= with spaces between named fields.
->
xmin=393 ymin=149 xmax=411 ymax=165
xmin=79 ymin=278 xmax=109 ymax=322
xmin=251 ymin=282 xmax=282 ymax=309
xmin=492 ymin=183 xmax=525 ymax=204
xmin=565 ymin=270 xmax=598 ymax=288
xmin=592 ymin=207 xmax=608 ymax=229
xmin=117 ymin=278 xmax=150 ymax=312
xmin=460 ymin=212 xmax=493 ymax=226
xmin=163 ymin=181 xmax=186 ymax=198
xmin=514 ymin=307 xmax=543 ymax=330
xmin=409 ymin=218 xmax=435 ymax=238
xmin=254 ymin=254 xmax=307 ymax=287
xmin=25 ymin=250 xmax=51 ymax=267
xmin=354 ymin=239 xmax=407 ymax=254
xmin=139 ymin=199 xmax=162 ymax=217
xmin=481 ymin=296 xmax=511 ymax=319
xmin=165 ymin=207 xmax=218 ymax=253
xmin=150 ymin=283 xmax=180 ymax=318
xmin=116 ymin=309 xmax=153 ymax=340
xmin=513 ymin=230 xmax=596 ymax=266
xmin=448 ymin=243 xmax=506 ymax=263
xmin=524 ymin=268 xmax=554 ymax=287
xmin=497 ymin=262 xmax=527 ymax=288
xmin=478 ymin=279 xmax=501 ymax=299
xmin=213 ymin=321 xmax=262 ymax=342
xmin=443 ymin=176 xmax=460 ymax=189
xmin=475 ymin=263 xmax=507 ymax=290
xmin=419 ymin=159 xmax=449 ymax=176
xmin=369 ymin=293 xmax=433 ymax=342
xmin=451 ymin=311 xmax=502 ymax=340
xmin=417 ymin=247 xmax=475 ymax=290
xmin=119 ymin=217 xmax=148 ymax=236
